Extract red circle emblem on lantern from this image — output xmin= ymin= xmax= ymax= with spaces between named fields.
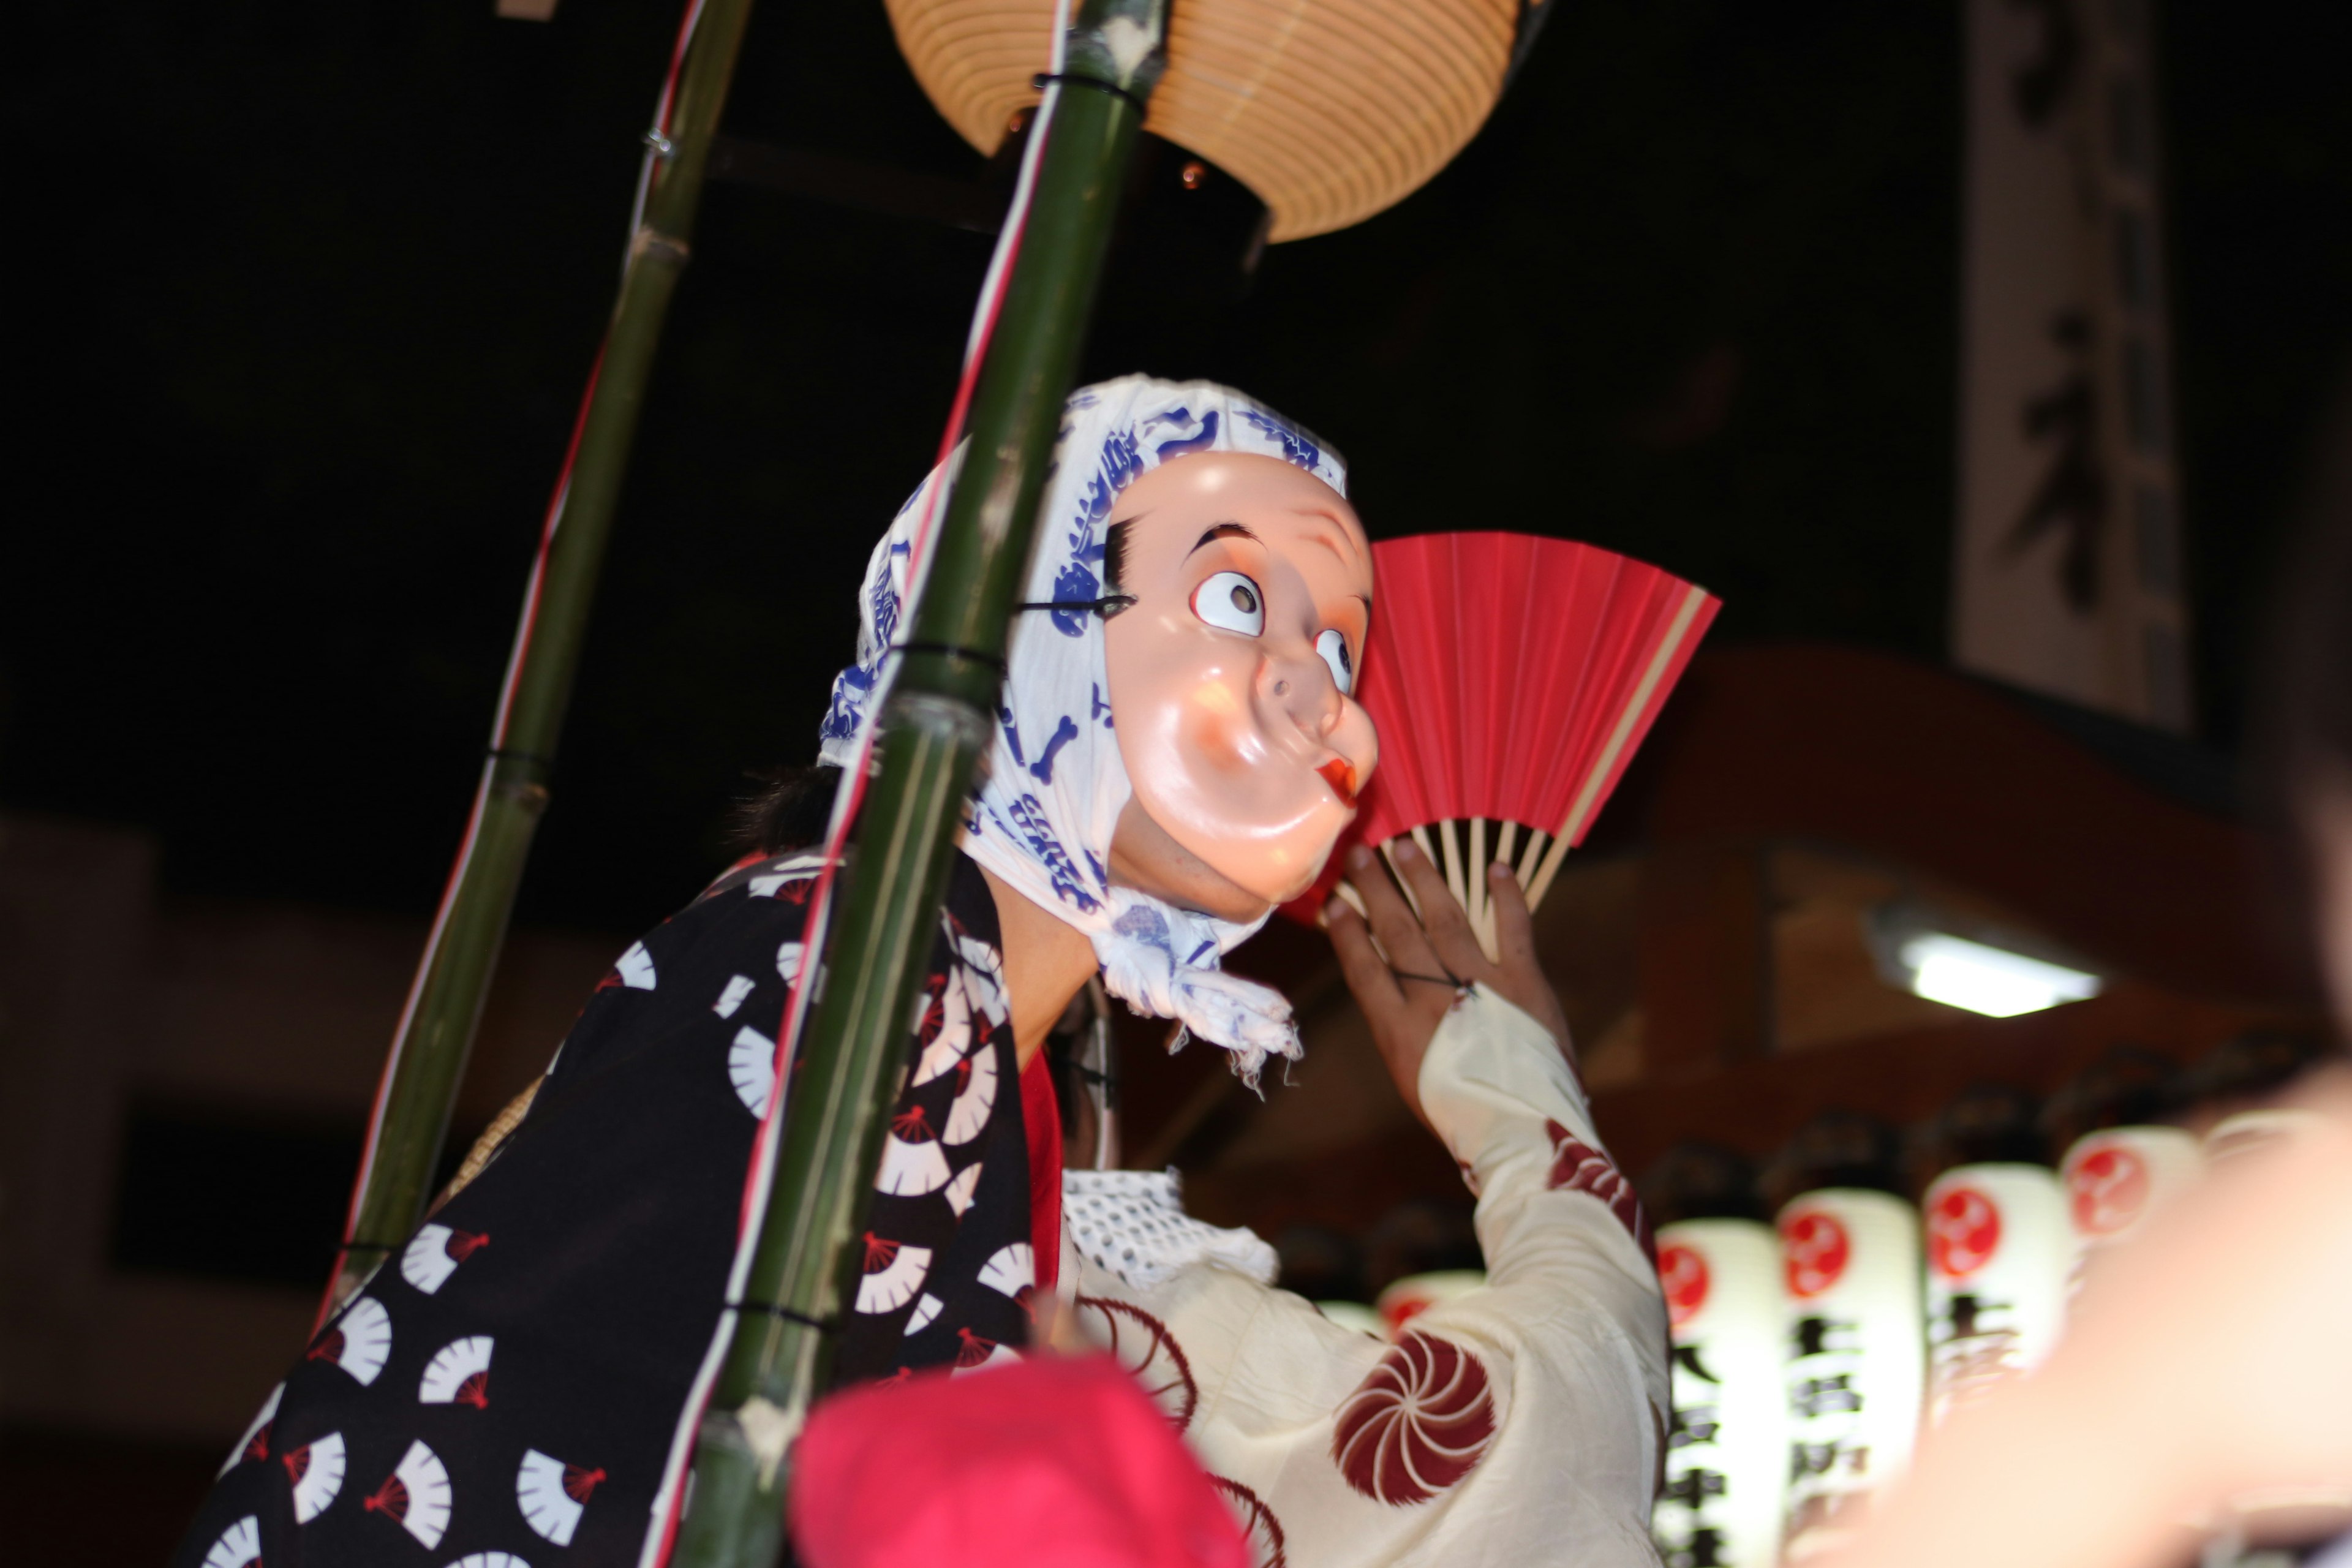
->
xmin=1781 ymin=1208 xmax=1850 ymax=1298
xmin=1659 ymin=1243 xmax=1710 ymax=1327
xmin=2067 ymin=1143 xmax=2150 ymax=1238
xmin=1928 ymin=1185 xmax=2002 ymax=1280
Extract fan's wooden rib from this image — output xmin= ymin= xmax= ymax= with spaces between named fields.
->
xmin=1408 ymin=824 xmax=1438 ymax=886
xmin=1487 ymin=820 xmax=1518 ymax=955
xmin=1527 ymin=582 xmax=1715 ymax=910
xmin=1517 ymin=827 xmax=1548 ymax=888
xmin=1438 ymin=818 xmax=1466 ymax=923
xmin=1275 ymin=533 xmax=1717 ymax=929
xmin=1383 ymin=839 xmax=1423 ymax=922
xmin=1468 ymin=817 xmax=1493 ymax=961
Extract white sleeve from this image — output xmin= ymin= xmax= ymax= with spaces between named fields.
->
xmin=1066 ymin=983 xmax=1669 ymax=1567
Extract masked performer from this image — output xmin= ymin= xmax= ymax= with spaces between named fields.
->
xmin=175 ymin=377 xmax=1664 ymax=1568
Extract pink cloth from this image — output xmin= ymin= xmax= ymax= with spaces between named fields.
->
xmin=789 ymin=1354 xmax=1250 ymax=1568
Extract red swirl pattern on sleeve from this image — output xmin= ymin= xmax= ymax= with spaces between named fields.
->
xmin=1330 ymin=1332 xmax=1496 ymax=1504
xmin=1208 ymin=1474 xmax=1288 ymax=1568
xmin=1545 ymin=1119 xmax=1655 ymax=1266
xmin=1075 ymin=1295 xmax=1200 ymax=1431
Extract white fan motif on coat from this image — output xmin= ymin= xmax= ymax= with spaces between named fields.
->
xmin=309 ymin=1294 xmax=393 ymax=1385
xmin=943 ymin=1161 xmax=983 ymax=1217
xmin=448 ymin=1555 xmax=534 ymax=1568
xmin=419 ymin=1335 xmax=495 ymax=1407
xmin=402 ymin=1222 xmax=490 ymax=1295
xmin=200 ymin=1515 xmax=261 ymax=1568
xmin=776 ymin=940 xmax=805 ymax=986
xmin=616 ymin=940 xmax=657 ymax=989
xmin=517 ymin=1447 xmax=606 ymax=1547
xmin=944 ymin=1042 xmax=997 ymax=1144
xmin=713 ymin=973 xmax=755 ymax=1019
xmin=952 ymin=1331 xmax=1021 ymax=1378
xmin=903 ymin=1292 xmax=944 ymax=1335
xmin=748 ymin=854 xmax=823 ymax=898
xmin=952 ymin=927 xmax=1010 ymax=1027
xmin=856 ymin=1235 xmax=933 ymax=1314
xmin=363 ymin=1438 xmax=452 ymax=1549
xmin=285 ymin=1430 xmax=348 ymax=1523
xmin=876 ymin=1105 xmax=951 ymax=1194
xmin=910 ymin=973 xmax=974 ymax=1085
xmin=218 ymin=1382 xmax=281 ymax=1476
xmin=978 ymin=1242 xmax=1035 ymax=1298
xmin=729 ymin=1025 xmax=778 ymax=1118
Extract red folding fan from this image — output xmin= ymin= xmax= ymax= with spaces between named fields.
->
xmin=1286 ymin=532 xmax=1719 ymax=955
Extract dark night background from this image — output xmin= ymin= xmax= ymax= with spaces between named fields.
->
xmin=8 ymin=0 xmax=2352 ymax=939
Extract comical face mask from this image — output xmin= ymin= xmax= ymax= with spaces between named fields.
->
xmin=821 ymin=375 xmax=1361 ymax=1079
xmin=1102 ymin=451 xmax=1379 ymax=909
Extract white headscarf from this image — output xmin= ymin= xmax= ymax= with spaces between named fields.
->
xmin=818 ymin=375 xmax=1349 ymax=1085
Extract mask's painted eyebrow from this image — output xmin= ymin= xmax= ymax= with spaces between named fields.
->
xmin=1186 ymin=522 xmax=1258 ymax=556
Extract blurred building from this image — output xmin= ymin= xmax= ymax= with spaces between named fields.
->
xmin=0 ymin=815 xmax=617 ymax=1458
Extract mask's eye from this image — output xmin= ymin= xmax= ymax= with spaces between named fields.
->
xmin=1191 ymin=571 xmax=1265 ymax=636
xmin=1316 ymin=628 xmax=1354 ymax=696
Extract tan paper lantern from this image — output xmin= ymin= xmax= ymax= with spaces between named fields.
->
xmin=886 ymin=0 xmax=1526 ymax=241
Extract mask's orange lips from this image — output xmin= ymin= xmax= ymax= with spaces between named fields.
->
xmin=1317 ymin=758 xmax=1359 ymax=810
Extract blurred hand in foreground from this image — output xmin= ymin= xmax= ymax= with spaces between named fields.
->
xmin=1323 ymin=838 xmax=1571 ymax=1128
xmin=1819 ymin=1071 xmax=2352 ymax=1568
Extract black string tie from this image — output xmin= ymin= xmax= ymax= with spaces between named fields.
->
xmin=1014 ymin=595 xmax=1135 ymax=617
xmin=888 ymin=641 xmax=1009 ymax=675
xmin=727 ymin=1299 xmax=839 ymax=1334
xmin=1031 ymin=71 xmax=1150 ymax=118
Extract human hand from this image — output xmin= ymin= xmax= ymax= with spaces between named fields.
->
xmin=2051 ymin=1071 xmax=2352 ymax=1521
xmin=1322 ymin=838 xmax=1572 ymax=1129
xmin=1818 ymin=1072 xmax=2352 ymax=1568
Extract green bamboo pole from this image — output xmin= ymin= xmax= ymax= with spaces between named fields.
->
xmin=321 ymin=0 xmax=761 ymax=1319
xmin=668 ymin=4 xmax=1168 ymax=1562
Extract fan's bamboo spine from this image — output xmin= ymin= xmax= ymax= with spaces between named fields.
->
xmin=1487 ymin=819 xmax=1519 ymax=955
xmin=1517 ymin=827 xmax=1549 ymax=890
xmin=1382 ymin=838 xmax=1423 ymax=923
xmin=1406 ymin=825 xmax=1439 ymax=917
xmin=1468 ymin=816 xmax=1495 ymax=962
xmin=1437 ymin=818 xmax=1467 ymax=928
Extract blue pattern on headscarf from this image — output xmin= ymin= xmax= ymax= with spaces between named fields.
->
xmin=1237 ymin=408 xmax=1324 ymax=472
xmin=1114 ymin=902 xmax=1172 ymax=954
xmin=1146 ymin=407 xmax=1219 ymax=462
xmin=819 ymin=665 xmax=872 ymax=744
xmin=1007 ymin=793 xmax=1099 ymax=911
xmin=815 ymin=376 xmax=1349 ymax=1077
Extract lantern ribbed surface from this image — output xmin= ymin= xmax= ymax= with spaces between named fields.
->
xmin=885 ymin=0 xmax=1519 ymax=241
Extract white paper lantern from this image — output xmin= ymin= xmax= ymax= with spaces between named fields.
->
xmin=2059 ymin=1126 xmax=2202 ymax=1295
xmin=1654 ymin=1218 xmax=1789 ymax=1568
xmin=1921 ymin=1163 xmax=2070 ymax=1424
xmin=1777 ymin=1188 xmax=1924 ymax=1561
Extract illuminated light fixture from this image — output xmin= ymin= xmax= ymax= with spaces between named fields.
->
xmin=885 ymin=0 xmax=1546 ymax=241
xmin=1899 ymin=933 xmax=2101 ymax=1017
xmin=1867 ymin=903 xmax=2104 ymax=1020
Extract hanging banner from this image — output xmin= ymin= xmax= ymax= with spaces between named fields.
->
xmin=1923 ymin=1163 xmax=2070 ymax=1424
xmin=2058 ymin=1125 xmax=2203 ymax=1294
xmin=1952 ymin=0 xmax=2191 ymax=730
xmin=1654 ymin=1219 xmax=1789 ymax=1568
xmin=1778 ymin=1189 xmax=1924 ymax=1560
